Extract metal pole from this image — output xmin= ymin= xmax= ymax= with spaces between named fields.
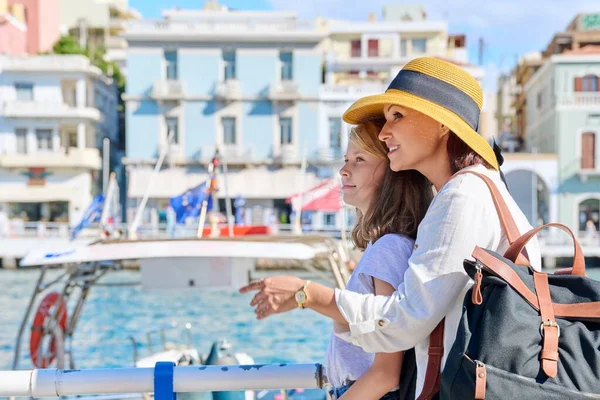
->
xmin=197 ymin=163 xmax=215 ymax=239
xmin=293 ymin=151 xmax=307 ymax=235
xmin=103 ymin=138 xmax=110 ymax=194
xmin=12 ymin=266 xmax=48 ymax=369
xmin=0 ymin=363 xmax=325 ymax=397
xmin=129 ymin=129 xmax=175 ymax=238
xmin=221 ymin=156 xmax=234 ymax=237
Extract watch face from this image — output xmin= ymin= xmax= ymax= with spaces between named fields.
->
xmin=295 ymin=290 xmax=306 ymax=304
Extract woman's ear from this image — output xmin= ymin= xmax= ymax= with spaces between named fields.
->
xmin=440 ymin=124 xmax=450 ymax=135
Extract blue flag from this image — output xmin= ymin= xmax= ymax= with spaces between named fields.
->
xmin=71 ymin=194 xmax=105 ymax=240
xmin=169 ymin=182 xmax=212 ymax=224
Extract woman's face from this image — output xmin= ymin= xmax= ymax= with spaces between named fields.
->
xmin=339 ymin=140 xmax=386 ymax=213
xmin=379 ymin=104 xmax=448 ymax=172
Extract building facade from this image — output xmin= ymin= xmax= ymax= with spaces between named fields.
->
xmin=525 ymin=49 xmax=600 ymax=235
xmin=122 ymin=3 xmax=485 ymax=230
xmin=123 ymin=7 xmax=328 ymax=226
xmin=0 ymin=0 xmax=60 ymax=55
xmin=0 ymin=54 xmax=119 ymax=229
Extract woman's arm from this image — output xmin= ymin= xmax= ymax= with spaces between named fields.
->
xmin=239 ymin=276 xmax=348 ymax=325
xmin=338 ymin=278 xmax=403 ymax=400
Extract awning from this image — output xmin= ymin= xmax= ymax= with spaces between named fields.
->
xmin=286 ymin=178 xmax=343 ymax=212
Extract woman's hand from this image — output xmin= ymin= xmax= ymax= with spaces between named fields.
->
xmin=239 ymin=276 xmax=305 ymax=320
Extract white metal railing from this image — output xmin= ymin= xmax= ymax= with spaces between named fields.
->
xmin=0 ymin=55 xmax=98 ymax=73
xmin=320 ymin=83 xmax=387 ymax=97
xmin=555 ymin=93 xmax=600 ymax=107
xmin=0 ymin=101 xmax=101 ymax=121
xmin=0 ymin=363 xmax=324 ymax=397
xmin=152 ymin=80 xmax=184 ymax=99
xmin=127 ymin=19 xmax=321 ymax=34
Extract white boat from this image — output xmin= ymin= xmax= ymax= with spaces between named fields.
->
xmin=8 ymin=236 xmax=351 ymax=399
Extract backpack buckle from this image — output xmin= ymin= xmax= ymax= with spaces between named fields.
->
xmin=539 ymin=320 xmax=560 ymax=338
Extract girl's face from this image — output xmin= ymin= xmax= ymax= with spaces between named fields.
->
xmin=339 ymin=140 xmax=386 ymax=213
xmin=379 ymin=104 xmax=448 ymax=172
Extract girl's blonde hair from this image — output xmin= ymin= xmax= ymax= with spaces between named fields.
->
xmin=349 ymin=120 xmax=433 ymax=250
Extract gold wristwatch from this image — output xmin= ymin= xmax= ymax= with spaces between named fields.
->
xmin=295 ymin=280 xmax=311 ymax=309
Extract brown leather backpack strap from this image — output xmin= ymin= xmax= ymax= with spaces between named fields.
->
xmin=453 ymin=170 xmax=529 ymax=265
xmin=533 ymin=272 xmax=560 ymax=378
xmin=453 ymin=170 xmax=520 ymax=245
xmin=417 ymin=319 xmax=445 ymax=400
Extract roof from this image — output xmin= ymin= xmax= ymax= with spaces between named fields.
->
xmin=19 ymin=237 xmax=329 ymax=267
xmin=564 ymin=45 xmax=600 ymax=55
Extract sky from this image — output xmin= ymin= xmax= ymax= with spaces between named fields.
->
xmin=129 ymin=0 xmax=600 ymax=89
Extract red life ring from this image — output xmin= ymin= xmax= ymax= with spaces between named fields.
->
xmin=29 ymin=291 xmax=68 ymax=368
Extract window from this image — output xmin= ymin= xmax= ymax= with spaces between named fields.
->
xmin=351 ymin=40 xmax=361 ymax=58
xmin=36 ymin=129 xmax=53 ymax=151
xmin=15 ymin=83 xmax=33 ymax=101
xmin=279 ymin=117 xmax=293 ymax=144
xmin=164 ymin=50 xmax=178 ymax=80
xmin=223 ymin=50 xmax=236 ymax=80
xmin=15 ymin=128 xmax=27 ymax=154
xmin=280 ymin=51 xmax=293 ymax=81
xmin=575 ymin=75 xmax=600 ymax=92
xmin=579 ymin=198 xmax=600 ymax=232
xmin=368 ymin=39 xmax=379 ymax=57
xmin=412 ymin=38 xmax=427 ymax=54
xmin=537 ymin=91 xmax=543 ymax=109
xmin=166 ymin=117 xmax=179 ymax=144
xmin=329 ymin=117 xmax=342 ymax=150
xmin=581 ymin=132 xmax=596 ymax=169
xmin=583 ymin=75 xmax=599 ymax=92
xmin=400 ymin=39 xmax=407 ymax=57
xmin=222 ymin=117 xmax=236 ymax=145
xmin=323 ymin=212 xmax=336 ymax=226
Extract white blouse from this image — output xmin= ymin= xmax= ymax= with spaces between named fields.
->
xmin=333 ymin=164 xmax=542 ymax=397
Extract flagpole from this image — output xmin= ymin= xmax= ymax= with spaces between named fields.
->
xmin=221 ymin=154 xmax=234 ymax=237
xmin=128 ymin=129 xmax=175 ymax=239
xmin=197 ymin=159 xmax=216 ymax=239
xmin=293 ymin=150 xmax=307 ymax=235
xmin=100 ymin=172 xmax=116 ymax=229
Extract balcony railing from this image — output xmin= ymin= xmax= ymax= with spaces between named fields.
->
xmin=555 ymin=93 xmax=600 ymax=107
xmin=0 ymin=147 xmax=102 ymax=170
xmin=151 ymin=80 xmax=184 ymax=100
xmin=215 ymin=79 xmax=242 ymax=101
xmin=127 ymin=19 xmax=322 ymax=35
xmin=0 ymin=101 xmax=101 ymax=122
xmin=319 ymin=83 xmax=388 ymax=101
xmin=268 ymin=80 xmax=300 ymax=101
xmin=0 ymin=55 xmax=100 ymax=74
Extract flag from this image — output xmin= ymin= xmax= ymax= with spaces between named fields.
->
xmin=71 ymin=194 xmax=105 ymax=240
xmin=169 ymin=182 xmax=212 ymax=224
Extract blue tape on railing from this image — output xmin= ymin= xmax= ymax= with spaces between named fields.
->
xmin=154 ymin=361 xmax=176 ymax=400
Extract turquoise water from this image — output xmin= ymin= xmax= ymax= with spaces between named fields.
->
xmin=0 ymin=269 xmax=332 ymax=371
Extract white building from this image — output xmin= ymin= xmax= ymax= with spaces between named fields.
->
xmin=318 ymin=7 xmax=486 ymax=165
xmin=0 ymin=54 xmax=118 ymax=230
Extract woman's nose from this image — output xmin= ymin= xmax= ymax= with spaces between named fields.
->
xmin=339 ymin=164 xmax=350 ymax=177
xmin=378 ymin=123 xmax=392 ymax=141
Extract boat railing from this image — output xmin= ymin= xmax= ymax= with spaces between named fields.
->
xmin=0 ymin=362 xmax=325 ymax=398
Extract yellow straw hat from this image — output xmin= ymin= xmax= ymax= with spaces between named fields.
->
xmin=342 ymin=57 xmax=498 ymax=170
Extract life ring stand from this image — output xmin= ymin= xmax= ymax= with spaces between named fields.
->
xmin=29 ymin=291 xmax=68 ymax=368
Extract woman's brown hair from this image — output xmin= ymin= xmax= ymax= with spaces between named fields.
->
xmin=446 ymin=132 xmax=492 ymax=173
xmin=349 ymin=121 xmax=434 ymax=251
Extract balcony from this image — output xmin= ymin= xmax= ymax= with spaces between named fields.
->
xmin=0 ymin=101 xmax=101 ymax=122
xmin=555 ymin=93 xmax=600 ymax=107
xmin=274 ymin=144 xmax=298 ymax=164
xmin=215 ymin=80 xmax=242 ymax=101
xmin=268 ymin=81 xmax=300 ymax=101
xmin=105 ymin=36 xmax=127 ymax=50
xmin=319 ymin=83 xmax=388 ymax=101
xmin=151 ymin=80 xmax=184 ymax=100
xmin=124 ymin=19 xmax=327 ymax=43
xmin=0 ymin=55 xmax=101 ymax=75
xmin=0 ymin=147 xmax=102 ymax=170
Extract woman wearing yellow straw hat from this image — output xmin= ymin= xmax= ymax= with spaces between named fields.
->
xmin=240 ymin=57 xmax=542 ymax=399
